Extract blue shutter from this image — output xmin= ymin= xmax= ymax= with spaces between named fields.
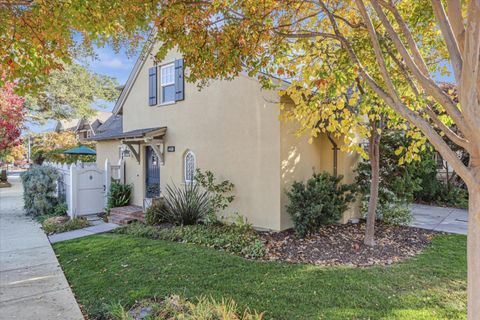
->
xmin=175 ymin=59 xmax=184 ymax=101
xmin=148 ymin=67 xmax=157 ymax=106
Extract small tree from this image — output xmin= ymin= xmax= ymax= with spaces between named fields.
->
xmin=26 ymin=63 xmax=119 ymax=122
xmin=0 ymin=81 xmax=25 ymax=153
xmin=30 ymin=131 xmax=94 ymax=164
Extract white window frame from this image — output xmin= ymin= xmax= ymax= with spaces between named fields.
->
xmin=184 ymin=150 xmax=196 ymax=184
xmin=160 ymin=63 xmax=175 ymax=104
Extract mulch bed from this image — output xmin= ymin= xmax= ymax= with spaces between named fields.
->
xmin=260 ymin=222 xmax=440 ymax=267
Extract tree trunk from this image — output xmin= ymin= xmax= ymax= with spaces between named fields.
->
xmin=364 ymin=130 xmax=381 ymax=246
xmin=467 ymin=164 xmax=480 ymax=320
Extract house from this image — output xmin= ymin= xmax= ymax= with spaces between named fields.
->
xmin=90 ymin=42 xmax=359 ymax=231
xmin=54 ymin=111 xmax=112 ymax=142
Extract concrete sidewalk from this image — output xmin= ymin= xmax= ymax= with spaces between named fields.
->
xmin=49 ymin=219 xmax=119 ymax=244
xmin=411 ymin=203 xmax=468 ymax=235
xmin=0 ymin=177 xmax=84 ymax=319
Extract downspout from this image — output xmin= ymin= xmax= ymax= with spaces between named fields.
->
xmin=327 ymin=134 xmax=339 ymax=176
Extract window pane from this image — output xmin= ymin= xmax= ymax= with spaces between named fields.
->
xmin=185 ymin=152 xmax=196 ymax=182
xmin=161 ymin=64 xmax=174 ymax=85
xmin=162 ymin=84 xmax=175 ymax=103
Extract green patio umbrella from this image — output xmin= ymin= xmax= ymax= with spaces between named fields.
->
xmin=62 ymin=146 xmax=96 ymax=155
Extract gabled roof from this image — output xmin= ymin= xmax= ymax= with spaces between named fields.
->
xmin=56 ymin=118 xmax=79 ymax=132
xmin=112 ymin=32 xmax=156 ymax=115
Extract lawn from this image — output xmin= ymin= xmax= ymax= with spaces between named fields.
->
xmin=54 ymin=233 xmax=467 ymax=319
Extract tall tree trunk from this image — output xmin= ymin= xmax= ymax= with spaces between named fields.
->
xmin=364 ymin=129 xmax=381 ymax=246
xmin=467 ymin=160 xmax=480 ymax=319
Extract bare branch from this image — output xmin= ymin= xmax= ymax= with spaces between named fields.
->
xmin=385 ymin=45 xmax=470 ymax=150
xmin=378 ymin=0 xmax=429 ymax=76
xmin=369 ymin=0 xmax=468 ymax=138
xmin=353 ymin=0 xmax=475 ymax=185
xmin=431 ymin=0 xmax=463 ymax=83
xmin=446 ymin=0 xmax=466 ymax=53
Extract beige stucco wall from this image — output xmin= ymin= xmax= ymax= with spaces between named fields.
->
xmin=278 ymin=120 xmax=360 ymax=229
xmin=95 ymin=140 xmax=121 ymax=168
xmin=98 ymin=44 xmax=360 ymax=230
xmin=120 ymin=46 xmax=282 ymax=230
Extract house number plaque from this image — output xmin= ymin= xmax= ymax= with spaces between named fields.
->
xmin=167 ymin=146 xmax=175 ymax=152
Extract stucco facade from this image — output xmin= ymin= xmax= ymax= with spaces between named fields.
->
xmin=94 ymin=46 xmax=359 ymax=231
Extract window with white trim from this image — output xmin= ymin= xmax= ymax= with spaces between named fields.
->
xmin=160 ymin=63 xmax=175 ymax=103
xmin=184 ymin=151 xmax=196 ymax=183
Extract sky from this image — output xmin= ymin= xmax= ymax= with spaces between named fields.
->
xmin=29 ymin=45 xmax=138 ymax=133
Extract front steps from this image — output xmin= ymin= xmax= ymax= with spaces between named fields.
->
xmin=109 ymin=205 xmax=145 ymax=225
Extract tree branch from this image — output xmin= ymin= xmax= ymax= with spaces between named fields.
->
xmin=369 ymin=0 xmax=469 ymax=138
xmin=353 ymin=0 xmax=475 ymax=186
xmin=446 ymin=0 xmax=465 ymax=54
xmin=378 ymin=0 xmax=429 ymax=76
xmin=431 ymin=0 xmax=463 ymax=83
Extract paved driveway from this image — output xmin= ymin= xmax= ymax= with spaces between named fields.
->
xmin=411 ymin=203 xmax=468 ymax=235
xmin=0 ymin=177 xmax=83 ymax=319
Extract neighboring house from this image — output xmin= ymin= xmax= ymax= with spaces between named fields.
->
xmin=90 ymin=42 xmax=359 ymax=231
xmin=55 ymin=111 xmax=112 ymax=142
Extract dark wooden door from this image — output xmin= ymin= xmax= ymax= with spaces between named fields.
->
xmin=145 ymin=146 xmax=160 ymax=198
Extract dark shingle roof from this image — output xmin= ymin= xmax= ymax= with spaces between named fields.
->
xmin=90 ymin=115 xmax=166 ymax=141
xmin=89 ymin=115 xmax=123 ymax=141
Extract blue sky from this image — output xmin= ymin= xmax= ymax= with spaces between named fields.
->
xmin=81 ymin=46 xmax=137 ymax=85
xmin=30 ymin=45 xmax=138 ymax=133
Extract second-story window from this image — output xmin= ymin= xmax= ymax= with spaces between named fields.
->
xmin=161 ymin=63 xmax=175 ymax=103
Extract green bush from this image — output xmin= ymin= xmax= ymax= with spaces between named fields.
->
xmin=106 ymin=181 xmax=132 ymax=213
xmin=356 ymin=132 xmax=468 ymax=215
xmin=160 ymin=182 xmax=211 ymax=226
xmin=36 ymin=202 xmax=68 ymax=223
xmin=286 ymin=172 xmax=356 ymax=237
xmin=107 ymin=295 xmax=263 ymax=320
xmin=21 ymin=165 xmax=59 ymax=217
xmin=195 ymin=169 xmax=235 ymax=224
xmin=42 ymin=217 xmax=90 ymax=234
xmin=145 ymin=198 xmax=169 ymax=225
xmin=360 ymin=191 xmax=412 ymax=225
xmin=116 ymin=222 xmax=266 ymax=258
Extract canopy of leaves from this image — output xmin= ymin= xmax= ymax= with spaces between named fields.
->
xmin=152 ymin=0 xmax=444 ymax=159
xmin=1 ymin=0 xmax=154 ymax=93
xmin=0 ymin=80 xmax=25 ymax=152
xmin=31 ymin=131 xmax=94 ymax=164
xmin=26 ymin=63 xmax=120 ymax=122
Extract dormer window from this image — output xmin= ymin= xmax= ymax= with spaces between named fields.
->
xmin=161 ymin=63 xmax=175 ymax=103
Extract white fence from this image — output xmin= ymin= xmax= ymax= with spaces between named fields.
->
xmin=46 ymin=159 xmax=124 ymax=218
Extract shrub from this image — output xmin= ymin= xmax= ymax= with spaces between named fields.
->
xmin=286 ymin=172 xmax=356 ymax=237
xmin=36 ymin=202 xmax=68 ymax=223
xmin=42 ymin=216 xmax=90 ymax=234
xmin=195 ymin=169 xmax=235 ymax=224
xmin=116 ymin=222 xmax=266 ymax=258
xmin=21 ymin=165 xmax=59 ymax=217
xmin=160 ymin=182 xmax=211 ymax=225
xmin=361 ymin=191 xmax=412 ymax=225
xmin=106 ymin=181 xmax=132 ymax=213
xmin=53 ymin=202 xmax=68 ymax=216
xmin=145 ymin=198 xmax=169 ymax=225
xmin=107 ymin=295 xmax=263 ymax=320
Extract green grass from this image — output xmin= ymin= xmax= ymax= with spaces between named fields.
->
xmin=54 ymin=234 xmax=467 ymax=319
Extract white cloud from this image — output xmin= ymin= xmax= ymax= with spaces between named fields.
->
xmin=99 ymin=57 xmax=130 ymax=69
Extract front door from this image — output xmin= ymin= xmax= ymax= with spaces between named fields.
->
xmin=145 ymin=146 xmax=160 ymax=198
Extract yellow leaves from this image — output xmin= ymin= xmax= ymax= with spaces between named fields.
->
xmin=394 ymin=146 xmax=404 ymax=156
